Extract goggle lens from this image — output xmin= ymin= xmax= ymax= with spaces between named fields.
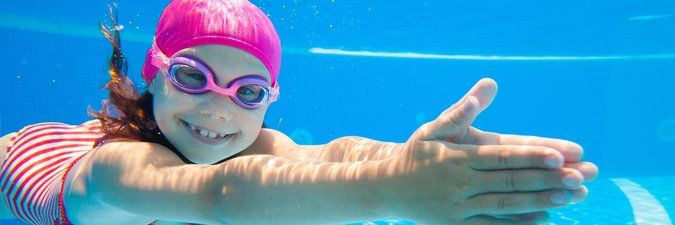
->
xmin=236 ymin=84 xmax=266 ymax=104
xmin=171 ymin=65 xmax=207 ymax=89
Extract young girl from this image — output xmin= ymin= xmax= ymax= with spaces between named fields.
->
xmin=0 ymin=0 xmax=597 ymax=224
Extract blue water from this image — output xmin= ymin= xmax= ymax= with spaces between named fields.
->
xmin=1 ymin=0 xmax=674 ymax=224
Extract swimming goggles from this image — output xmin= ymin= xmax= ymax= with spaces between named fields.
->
xmin=150 ymin=44 xmax=279 ymax=109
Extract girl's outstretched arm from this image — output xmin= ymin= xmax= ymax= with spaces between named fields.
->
xmin=65 ymin=128 xmax=575 ymax=225
xmin=64 ymin=140 xmax=392 ymax=225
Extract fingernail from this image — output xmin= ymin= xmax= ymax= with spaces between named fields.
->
xmin=563 ymin=174 xmax=581 ymax=188
xmin=544 ymin=155 xmax=561 ymax=168
xmin=570 ymin=189 xmax=584 ymax=204
xmin=550 ymin=191 xmax=569 ymax=205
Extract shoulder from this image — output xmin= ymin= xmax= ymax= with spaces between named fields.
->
xmin=91 ymin=141 xmax=185 ymax=167
xmin=260 ymin=128 xmax=296 ymax=145
xmin=67 ymin=140 xmax=186 ymax=191
xmin=242 ymin=128 xmax=297 ymax=155
xmin=0 ymin=132 xmax=17 ymax=161
xmin=0 ymin=132 xmax=16 ymax=172
xmin=2 ymin=121 xmax=104 ymax=162
xmin=243 ymin=129 xmax=326 ymax=161
xmin=0 ymin=133 xmax=17 ymax=219
xmin=64 ymin=140 xmax=175 ymax=225
xmin=8 ymin=121 xmax=103 ymax=147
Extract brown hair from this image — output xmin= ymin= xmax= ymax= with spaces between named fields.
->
xmin=88 ymin=4 xmax=181 ymax=159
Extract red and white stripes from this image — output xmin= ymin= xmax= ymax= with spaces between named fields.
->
xmin=0 ymin=120 xmax=102 ymax=225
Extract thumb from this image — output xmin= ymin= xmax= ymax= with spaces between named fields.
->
xmin=421 ymin=95 xmax=480 ymax=142
xmin=442 ymin=78 xmax=498 ymax=115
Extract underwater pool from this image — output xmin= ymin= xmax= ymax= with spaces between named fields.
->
xmin=1 ymin=0 xmax=674 ymax=224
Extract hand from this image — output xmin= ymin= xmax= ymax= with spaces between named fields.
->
xmin=424 ymin=78 xmax=598 ymax=182
xmin=385 ymin=115 xmax=579 ymax=224
xmin=383 ymin=78 xmax=598 ymax=224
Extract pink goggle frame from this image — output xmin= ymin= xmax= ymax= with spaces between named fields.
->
xmin=150 ymin=43 xmax=279 ymax=109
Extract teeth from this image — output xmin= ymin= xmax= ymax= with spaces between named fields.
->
xmin=186 ymin=121 xmax=227 ymax=139
xmin=199 ymin=129 xmax=209 ymax=137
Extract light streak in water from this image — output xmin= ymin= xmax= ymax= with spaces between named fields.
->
xmin=2 ymin=13 xmax=675 ymax=61
xmin=611 ymin=178 xmax=672 ymax=225
xmin=628 ymin=14 xmax=672 ymax=21
xmin=310 ymin=48 xmax=675 ymax=61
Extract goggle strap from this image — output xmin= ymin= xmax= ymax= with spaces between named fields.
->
xmin=150 ymin=42 xmax=170 ymax=72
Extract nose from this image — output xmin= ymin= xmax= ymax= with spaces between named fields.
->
xmin=197 ymin=93 xmax=235 ymax=121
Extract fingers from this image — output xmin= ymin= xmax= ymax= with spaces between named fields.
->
xmin=466 ymin=189 xmax=573 ymax=215
xmin=493 ymin=211 xmax=551 ymax=222
xmin=570 ymin=185 xmax=589 ymax=204
xmin=421 ymin=78 xmax=497 ymax=142
xmin=442 ymin=78 xmax=498 ymax=115
xmin=479 ymin=132 xmax=584 ymax=162
xmin=422 ymin=96 xmax=480 ymax=142
xmin=464 ymin=145 xmax=565 ymax=170
xmin=466 ymin=212 xmax=550 ymax=225
xmin=470 ymin=168 xmax=584 ymax=194
xmin=564 ymin=162 xmax=599 ymax=182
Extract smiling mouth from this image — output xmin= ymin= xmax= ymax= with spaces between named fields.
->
xmin=180 ymin=120 xmax=234 ymax=145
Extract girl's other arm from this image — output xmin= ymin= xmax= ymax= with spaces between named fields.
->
xmin=244 ymin=128 xmax=400 ymax=162
xmin=251 ymin=78 xmax=595 ymax=182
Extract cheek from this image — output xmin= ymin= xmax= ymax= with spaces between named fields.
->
xmin=236 ymin=108 xmax=267 ymax=141
xmin=152 ymin=88 xmax=195 ymax=130
xmin=152 ymin=97 xmax=176 ymax=138
xmin=153 ymin=97 xmax=173 ymax=131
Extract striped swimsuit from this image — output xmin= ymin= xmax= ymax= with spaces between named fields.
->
xmin=0 ymin=120 xmax=103 ymax=225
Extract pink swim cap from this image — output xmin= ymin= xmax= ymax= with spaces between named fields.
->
xmin=141 ymin=0 xmax=281 ymax=87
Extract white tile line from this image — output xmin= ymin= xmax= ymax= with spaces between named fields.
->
xmin=611 ymin=178 xmax=672 ymax=225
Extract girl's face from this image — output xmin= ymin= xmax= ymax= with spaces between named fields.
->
xmin=149 ymin=45 xmax=271 ymax=164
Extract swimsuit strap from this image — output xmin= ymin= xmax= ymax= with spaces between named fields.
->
xmin=56 ymin=143 xmax=98 ymax=225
